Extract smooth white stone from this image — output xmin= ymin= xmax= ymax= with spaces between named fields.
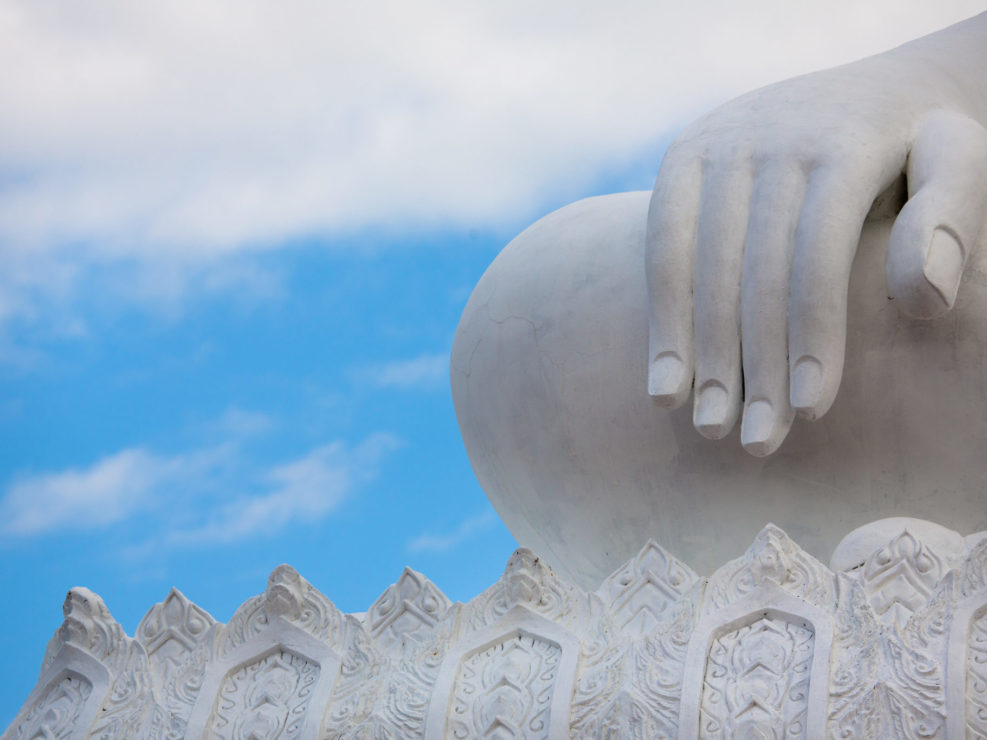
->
xmin=451 ymin=190 xmax=987 ymax=586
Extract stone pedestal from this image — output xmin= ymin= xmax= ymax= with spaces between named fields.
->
xmin=5 ymin=519 xmax=987 ymax=738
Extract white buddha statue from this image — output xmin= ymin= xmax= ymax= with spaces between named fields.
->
xmin=451 ymin=13 xmax=987 ymax=586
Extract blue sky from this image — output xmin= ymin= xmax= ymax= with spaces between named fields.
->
xmin=0 ymin=1 xmax=982 ymax=728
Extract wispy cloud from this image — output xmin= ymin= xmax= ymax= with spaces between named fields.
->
xmin=362 ymin=352 xmax=448 ymax=391
xmin=0 ymin=431 xmax=400 ymax=545
xmin=208 ymin=406 xmax=276 ymax=441
xmin=168 ymin=434 xmax=400 ymax=545
xmin=0 ymin=448 xmax=170 ymax=536
xmin=407 ymin=509 xmax=498 ymax=554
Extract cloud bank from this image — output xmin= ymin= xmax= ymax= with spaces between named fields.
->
xmin=362 ymin=352 xmax=449 ymax=391
xmin=1 ymin=1 xmax=980 ymax=255
xmin=0 ymin=1 xmax=981 ymax=330
xmin=0 ymin=431 xmax=400 ymax=544
xmin=407 ymin=509 xmax=499 ymax=554
xmin=0 ymin=447 xmax=170 ymax=536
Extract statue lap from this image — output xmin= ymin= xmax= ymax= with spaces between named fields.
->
xmin=452 ymin=191 xmax=987 ymax=587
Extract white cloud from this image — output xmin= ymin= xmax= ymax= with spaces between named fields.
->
xmin=0 ymin=431 xmax=400 ymax=543
xmin=209 ymin=407 xmax=275 ymax=440
xmin=0 ymin=448 xmax=170 ymax=535
xmin=169 ymin=433 xmax=400 ymax=544
xmin=407 ymin=509 xmax=498 ymax=554
xmin=0 ymin=2 xmax=981 ymax=335
xmin=363 ymin=352 xmax=448 ymax=390
xmin=0 ymin=3 xmax=979 ymax=254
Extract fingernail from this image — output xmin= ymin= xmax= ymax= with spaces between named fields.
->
xmin=694 ymin=381 xmax=729 ymax=439
xmin=741 ymin=399 xmax=775 ymax=457
xmin=790 ymin=356 xmax=823 ymax=416
xmin=649 ymin=352 xmax=684 ymax=403
xmin=923 ymin=228 xmax=964 ymax=309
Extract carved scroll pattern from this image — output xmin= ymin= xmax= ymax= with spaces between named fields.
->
xmin=705 ymin=525 xmax=834 ymax=614
xmin=571 ymin=598 xmax=694 ymax=739
xmin=219 ymin=565 xmax=344 ymax=660
xmin=598 ymin=539 xmax=699 ymax=636
xmin=138 ymin=589 xmax=216 ymax=661
xmin=967 ymin=608 xmax=987 ymax=737
xmin=321 ymin=617 xmax=384 ymax=736
xmin=137 ymin=588 xmax=217 ymax=735
xmin=464 ymin=549 xmax=579 ymax=634
xmin=41 ymin=587 xmax=127 ymax=674
xmin=147 ymin=638 xmax=217 ymax=740
xmin=631 ymin=599 xmax=695 ymax=736
xmin=568 ymin=597 xmax=623 ymax=735
xmin=17 ymin=523 xmax=987 ymax=739
xmin=447 ymin=632 xmax=560 ymax=740
xmin=569 ymin=539 xmax=700 ymax=738
xmin=828 ymin=573 xmax=948 ymax=737
xmin=87 ymin=640 xmax=156 ymax=738
xmin=207 ymin=649 xmax=319 ymax=740
xmin=340 ymin=615 xmax=457 ymax=739
xmin=367 ymin=568 xmax=452 ymax=652
xmin=830 ymin=637 xmax=945 ymax=739
xmin=699 ymin=615 xmax=814 ymax=738
xmin=861 ymin=531 xmax=945 ymax=631
xmin=961 ymin=540 xmax=987 ymax=599
xmin=10 ymin=674 xmax=92 ymax=740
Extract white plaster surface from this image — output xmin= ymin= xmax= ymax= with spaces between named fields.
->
xmin=451 ymin=191 xmax=987 ymax=584
xmin=645 ymin=12 xmax=987 ymax=456
xmin=451 ymin=13 xmax=987 ymax=586
xmin=6 ymin=521 xmax=987 ymax=738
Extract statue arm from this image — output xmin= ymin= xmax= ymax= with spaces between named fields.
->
xmin=646 ymin=12 xmax=987 ymax=456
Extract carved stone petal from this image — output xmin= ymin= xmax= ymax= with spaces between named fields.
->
xmin=598 ymin=539 xmax=700 ymax=637
xmin=366 ymin=567 xmax=452 ymax=650
xmin=136 ymin=588 xmax=216 ymax=656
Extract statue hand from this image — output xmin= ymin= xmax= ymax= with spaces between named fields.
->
xmin=646 ymin=16 xmax=987 ymax=456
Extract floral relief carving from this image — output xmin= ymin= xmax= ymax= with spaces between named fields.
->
xmin=960 ymin=538 xmax=987 ymax=599
xmin=461 ymin=549 xmax=580 ymax=635
xmin=9 ymin=674 xmax=92 ymax=740
xmin=632 ymin=600 xmax=696 ymax=737
xmin=207 ymin=649 xmax=319 ymax=740
xmin=967 ymin=607 xmax=987 ymax=737
xmin=320 ymin=616 xmax=384 ymax=737
xmin=426 ymin=548 xmax=603 ymax=740
xmin=699 ymin=615 xmax=814 ymax=737
xmin=829 ymin=635 xmax=945 ymax=738
xmin=567 ymin=596 xmax=623 ymax=736
xmin=137 ymin=588 xmax=218 ymax=734
xmin=571 ymin=597 xmax=695 ymax=739
xmin=860 ymin=530 xmax=947 ymax=630
xmin=13 ymin=521 xmax=987 ymax=739
xmin=87 ymin=639 xmax=157 ymax=738
xmin=573 ymin=541 xmax=702 ymax=738
xmin=597 ymin=539 xmax=700 ymax=637
xmin=447 ymin=631 xmax=560 ymax=739
xmin=41 ymin=588 xmax=128 ymax=673
xmin=828 ymin=562 xmax=950 ymax=736
xmin=704 ymin=525 xmax=835 ymax=614
xmin=367 ymin=568 xmax=452 ymax=652
xmin=151 ymin=639 xmax=217 ymax=739
xmin=341 ymin=615 xmax=458 ymax=739
xmin=138 ymin=588 xmax=216 ymax=664
xmin=16 ymin=586 xmax=160 ymax=739
xmin=220 ymin=565 xmax=346 ymax=660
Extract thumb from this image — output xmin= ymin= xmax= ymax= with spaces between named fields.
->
xmin=886 ymin=110 xmax=987 ymax=318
